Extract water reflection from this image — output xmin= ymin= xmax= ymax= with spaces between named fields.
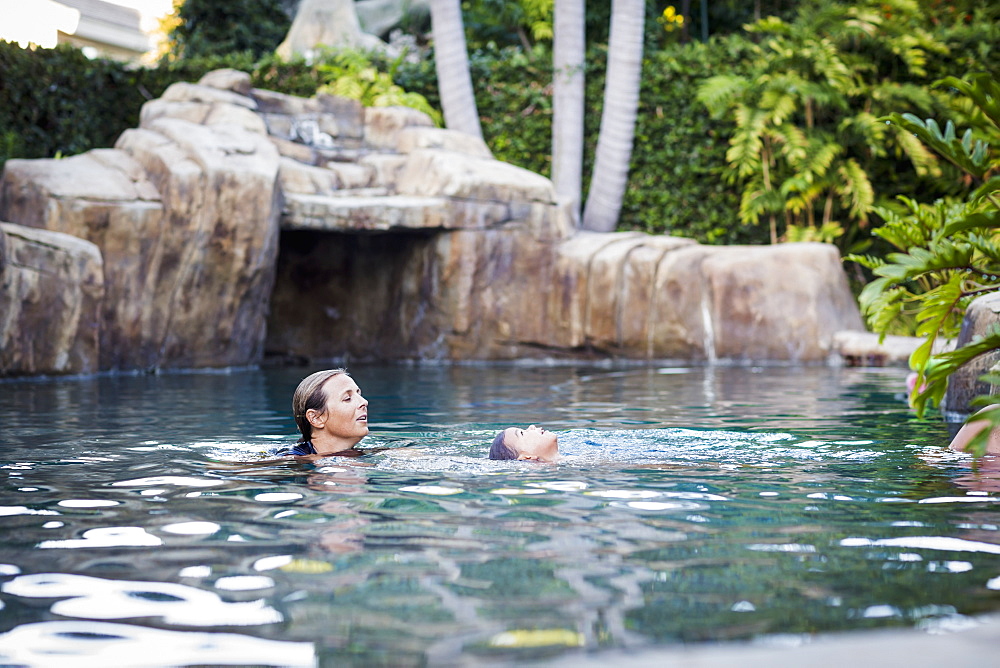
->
xmin=2 ymin=573 xmax=282 ymax=625
xmin=0 ymin=621 xmax=313 ymax=666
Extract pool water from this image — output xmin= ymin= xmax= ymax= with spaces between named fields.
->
xmin=0 ymin=364 xmax=998 ymax=665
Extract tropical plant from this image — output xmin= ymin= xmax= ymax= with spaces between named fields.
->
xmin=160 ymin=0 xmax=291 ymax=61
xmin=847 ymin=73 xmax=1000 ymax=455
xmin=463 ymin=0 xmax=553 ymax=50
xmin=314 ymin=49 xmax=441 ymax=124
xmin=698 ymin=0 xmax=950 ymax=248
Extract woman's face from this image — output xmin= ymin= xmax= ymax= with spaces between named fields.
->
xmin=504 ymin=425 xmax=559 ymax=462
xmin=310 ymin=374 xmax=369 ymax=446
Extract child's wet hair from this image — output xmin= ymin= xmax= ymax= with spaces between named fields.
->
xmin=489 ymin=430 xmax=518 ymax=459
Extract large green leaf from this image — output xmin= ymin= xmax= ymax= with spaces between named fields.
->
xmin=961 ymin=403 xmax=1000 ymax=458
xmin=941 ymin=208 xmax=1000 ymax=238
xmin=971 ymin=177 xmax=1000 ymax=203
xmin=912 ymin=274 xmax=965 ymax=338
xmin=913 ymin=327 xmax=1000 ymax=420
xmin=936 ymin=74 xmax=1000 ymax=132
xmin=927 ymin=325 xmax=1000 ymax=374
xmin=882 ymin=112 xmax=992 ymax=179
xmin=873 ymin=240 xmax=975 ymax=282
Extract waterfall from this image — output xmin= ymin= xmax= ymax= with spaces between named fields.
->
xmin=700 ymin=290 xmax=717 ymax=364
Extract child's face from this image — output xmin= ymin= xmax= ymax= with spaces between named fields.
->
xmin=504 ymin=425 xmax=559 ymax=462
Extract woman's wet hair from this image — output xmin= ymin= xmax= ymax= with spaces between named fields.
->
xmin=489 ymin=430 xmax=518 ymax=460
xmin=292 ymin=369 xmax=347 ymax=443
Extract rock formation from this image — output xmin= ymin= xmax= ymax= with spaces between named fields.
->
xmin=0 ymin=68 xmax=866 ymax=376
xmin=942 ymin=292 xmax=1000 ymax=421
xmin=0 ymin=71 xmax=280 ymax=371
xmin=0 ymin=222 xmax=103 ymax=375
xmin=277 ymin=0 xmax=390 ymax=59
xmin=356 ymin=0 xmax=431 ymax=39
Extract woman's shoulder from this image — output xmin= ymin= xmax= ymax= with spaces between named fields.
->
xmin=276 ymin=441 xmax=317 ymax=457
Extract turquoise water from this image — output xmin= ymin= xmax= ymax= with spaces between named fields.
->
xmin=0 ymin=364 xmax=998 ymax=665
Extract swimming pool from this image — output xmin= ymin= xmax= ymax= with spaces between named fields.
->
xmin=0 ymin=363 xmax=997 ymax=665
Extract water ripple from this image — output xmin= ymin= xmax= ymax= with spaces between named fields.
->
xmin=38 ymin=527 xmax=161 ymax=549
xmin=2 ymin=573 xmax=283 ymax=626
xmin=0 ymin=621 xmax=313 ymax=667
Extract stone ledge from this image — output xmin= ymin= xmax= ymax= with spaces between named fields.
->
xmin=281 ymin=193 xmax=453 ymax=231
xmin=831 ymin=330 xmax=954 ymax=367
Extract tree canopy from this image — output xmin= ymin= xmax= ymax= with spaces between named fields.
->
xmin=161 ymin=0 xmax=292 ymax=61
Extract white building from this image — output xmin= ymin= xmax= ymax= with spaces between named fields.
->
xmin=1 ymin=0 xmax=153 ymax=62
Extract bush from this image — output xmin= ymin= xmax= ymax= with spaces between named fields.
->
xmin=626 ymin=36 xmax=761 ymax=244
xmin=2 ymin=1 xmax=996 ymax=248
xmin=386 ymin=38 xmax=764 ymax=245
xmin=162 ymin=0 xmax=291 ymax=61
xmin=0 ymin=42 xmax=147 ymax=164
xmin=846 ymin=73 xmax=1000 ymax=453
xmin=0 ymin=42 xmax=261 ymax=168
xmin=0 ymin=43 xmax=429 ymax=170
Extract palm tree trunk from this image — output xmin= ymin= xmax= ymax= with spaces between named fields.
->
xmin=582 ymin=0 xmax=645 ymax=233
xmin=430 ymin=0 xmax=482 ymax=139
xmin=552 ymin=0 xmax=586 ymax=227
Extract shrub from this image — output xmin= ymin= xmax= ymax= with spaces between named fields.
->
xmin=847 ymin=73 xmax=1000 ymax=453
xmin=0 ymin=43 xmax=433 ymax=169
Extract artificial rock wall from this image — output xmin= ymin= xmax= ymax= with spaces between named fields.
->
xmin=0 ymin=69 xmax=864 ymax=376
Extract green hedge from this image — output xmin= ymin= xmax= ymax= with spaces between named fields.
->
xmin=0 ymin=43 xmax=254 ymax=165
xmin=626 ymin=36 xmax=759 ymax=244
xmin=387 ymin=38 xmax=762 ymax=244
xmin=0 ymin=43 xmax=333 ymax=168
xmin=0 ymin=37 xmax=758 ymax=245
xmin=3 ymin=8 xmax=997 ymax=248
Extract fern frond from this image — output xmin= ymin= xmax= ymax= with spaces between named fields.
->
xmin=773 ymin=124 xmax=809 ymax=164
xmin=798 ymin=140 xmax=842 ymax=179
xmin=891 ymin=34 xmax=928 ymax=77
xmin=784 ymin=183 xmax=826 ymax=214
xmin=738 ymin=186 xmax=784 ymax=225
xmin=891 ymin=125 xmax=942 ymax=178
xmin=837 ymin=158 xmax=875 ymax=222
xmin=839 ymin=112 xmax=888 ymax=156
xmin=747 ymin=16 xmax=792 ymax=35
xmin=697 ymin=75 xmax=749 ymax=118
xmin=762 ymin=89 xmax=797 ymax=126
xmin=727 ymin=107 xmax=767 ymax=178
xmin=844 ymin=253 xmax=886 ymax=272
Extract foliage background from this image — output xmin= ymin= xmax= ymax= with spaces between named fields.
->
xmin=1 ymin=0 xmax=998 ymax=251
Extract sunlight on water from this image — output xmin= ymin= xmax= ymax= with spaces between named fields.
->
xmin=38 ymin=527 xmax=162 ymax=549
xmin=2 ymin=573 xmax=283 ymax=625
xmin=0 ymin=364 xmax=997 ymax=664
xmin=0 ymin=621 xmax=313 ymax=667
